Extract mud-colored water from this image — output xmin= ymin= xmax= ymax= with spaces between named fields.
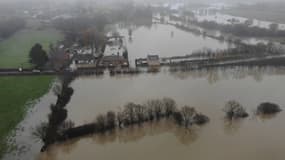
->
xmin=3 ymin=23 xmax=285 ymax=160
xmin=38 ymin=66 xmax=285 ymax=160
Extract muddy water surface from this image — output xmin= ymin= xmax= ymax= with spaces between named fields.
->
xmin=38 ymin=67 xmax=285 ymax=160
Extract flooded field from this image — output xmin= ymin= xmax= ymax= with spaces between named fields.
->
xmin=117 ymin=24 xmax=229 ymax=63
xmin=36 ymin=66 xmax=285 ymax=160
xmin=194 ymin=8 xmax=285 ymax=30
xmin=4 ymin=22 xmax=285 ymax=160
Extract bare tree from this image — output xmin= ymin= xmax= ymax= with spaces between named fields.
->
xmin=146 ymin=99 xmax=164 ymax=119
xmin=81 ymin=28 xmax=106 ymax=54
xmin=96 ymin=114 xmax=107 ymax=132
xmin=163 ymin=98 xmax=177 ymax=117
xmin=106 ymin=111 xmax=116 ymax=129
xmin=32 ymin=122 xmax=49 ymax=142
xmin=180 ymin=106 xmax=196 ymax=127
xmin=223 ymin=100 xmax=248 ymax=119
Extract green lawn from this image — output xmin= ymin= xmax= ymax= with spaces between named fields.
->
xmin=0 ymin=27 xmax=62 ymax=159
xmin=0 ymin=28 xmax=63 ymax=68
xmin=0 ymin=76 xmax=54 ymax=158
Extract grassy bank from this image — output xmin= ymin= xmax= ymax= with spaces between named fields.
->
xmin=0 ymin=28 xmax=63 ymax=68
xmin=0 ymin=27 xmax=62 ymax=158
xmin=0 ymin=76 xmax=54 ymax=159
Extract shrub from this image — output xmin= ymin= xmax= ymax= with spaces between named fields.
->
xmin=257 ymin=102 xmax=282 ymax=115
xmin=223 ymin=100 xmax=249 ymax=119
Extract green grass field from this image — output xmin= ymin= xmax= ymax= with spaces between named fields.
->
xmin=0 ymin=28 xmax=62 ymax=158
xmin=0 ymin=76 xmax=54 ymax=158
xmin=0 ymin=28 xmax=63 ymax=68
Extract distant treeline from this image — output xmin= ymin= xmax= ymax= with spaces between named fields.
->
xmin=222 ymin=2 xmax=285 ymax=24
xmin=191 ymin=42 xmax=284 ymax=59
xmin=53 ymin=4 xmax=152 ymax=45
xmin=0 ymin=17 xmax=26 ymax=39
xmin=191 ymin=20 xmax=285 ymax=38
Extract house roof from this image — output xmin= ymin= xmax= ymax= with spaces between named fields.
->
xmin=73 ymin=54 xmax=96 ymax=61
xmin=147 ymin=55 xmax=159 ymax=61
xmin=102 ymin=55 xmax=126 ymax=62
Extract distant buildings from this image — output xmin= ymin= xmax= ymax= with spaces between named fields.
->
xmin=72 ymin=54 xmax=98 ymax=69
xmin=71 ymin=35 xmax=129 ymax=69
xmin=70 ymin=46 xmax=100 ymax=70
xmin=135 ymin=54 xmax=161 ymax=69
xmin=147 ymin=55 xmax=160 ymax=67
xmin=100 ymin=55 xmax=128 ymax=68
xmin=100 ymin=35 xmax=129 ymax=68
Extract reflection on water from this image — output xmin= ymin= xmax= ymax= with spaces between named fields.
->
xmin=36 ymin=66 xmax=285 ymax=160
xmin=66 ymin=119 xmax=197 ymax=146
xmin=117 ymin=24 xmax=228 ymax=65
xmin=223 ymin=118 xmax=244 ymax=135
xmin=5 ymin=67 xmax=285 ymax=160
xmin=170 ymin=66 xmax=285 ymax=83
xmin=39 ymin=119 xmax=200 ymax=160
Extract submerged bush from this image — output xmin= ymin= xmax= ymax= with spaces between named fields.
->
xmin=223 ymin=100 xmax=249 ymax=119
xmin=173 ymin=106 xmax=209 ymax=127
xmin=257 ymin=102 xmax=282 ymax=115
xmin=32 ymin=122 xmax=49 ymax=142
xmin=193 ymin=113 xmax=210 ymax=125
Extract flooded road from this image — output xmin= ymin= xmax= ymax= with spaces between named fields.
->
xmin=38 ymin=67 xmax=285 ymax=160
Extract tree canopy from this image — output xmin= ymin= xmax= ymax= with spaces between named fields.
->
xmin=29 ymin=43 xmax=48 ymax=69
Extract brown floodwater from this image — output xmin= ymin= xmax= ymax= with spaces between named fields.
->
xmin=37 ymin=67 xmax=285 ymax=160
xmin=117 ymin=23 xmax=229 ymax=65
xmin=4 ymin=23 xmax=285 ymax=160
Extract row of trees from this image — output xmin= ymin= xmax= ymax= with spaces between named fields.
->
xmin=92 ymin=98 xmax=209 ymax=133
xmin=34 ymin=98 xmax=209 ymax=145
xmin=191 ymin=42 xmax=284 ymax=59
xmin=192 ymin=20 xmax=285 ymax=38
xmin=53 ymin=4 xmax=153 ymax=50
xmin=35 ymin=73 xmax=75 ymax=152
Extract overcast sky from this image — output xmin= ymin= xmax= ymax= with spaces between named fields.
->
xmin=1 ymin=0 xmax=285 ymax=5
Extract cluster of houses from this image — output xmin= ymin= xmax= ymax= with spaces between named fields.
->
xmin=70 ymin=35 xmax=129 ymax=71
xmin=135 ymin=55 xmax=161 ymax=67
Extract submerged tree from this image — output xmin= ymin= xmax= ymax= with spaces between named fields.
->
xmin=163 ymin=98 xmax=177 ymax=117
xmin=48 ymin=98 xmax=210 ymax=146
xmin=256 ymin=102 xmax=282 ymax=115
xmin=32 ymin=122 xmax=49 ymax=142
xmin=223 ymin=100 xmax=249 ymax=119
xmin=180 ymin=106 xmax=196 ymax=127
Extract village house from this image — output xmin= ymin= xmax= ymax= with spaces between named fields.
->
xmin=100 ymin=54 xmax=129 ymax=68
xmin=72 ymin=54 xmax=98 ymax=69
xmin=70 ymin=46 xmax=100 ymax=70
xmin=100 ymin=35 xmax=129 ymax=68
xmin=147 ymin=55 xmax=160 ymax=67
